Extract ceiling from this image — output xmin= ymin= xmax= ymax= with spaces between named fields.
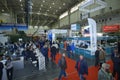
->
xmin=0 ymin=0 xmax=82 ymax=27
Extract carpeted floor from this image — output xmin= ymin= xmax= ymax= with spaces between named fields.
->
xmin=48 ymin=50 xmax=115 ymax=80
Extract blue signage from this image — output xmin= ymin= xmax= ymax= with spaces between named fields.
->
xmin=71 ymin=24 xmax=80 ymax=30
xmin=0 ymin=24 xmax=28 ymax=31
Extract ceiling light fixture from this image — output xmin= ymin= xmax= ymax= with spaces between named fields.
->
xmin=21 ymin=8 xmax=23 ymax=10
xmin=63 ymin=3 xmax=66 ymax=5
xmin=20 ymin=0 xmax=22 ymax=2
xmin=2 ymin=9 xmax=4 ymax=12
xmin=43 ymin=0 xmax=45 ymax=3
xmin=41 ymin=4 xmax=43 ymax=7
xmin=37 ymin=13 xmax=40 ymax=15
xmin=59 ymin=7 xmax=61 ymax=9
xmin=52 ymin=2 xmax=55 ymax=5
xmin=21 ymin=4 xmax=23 ymax=7
xmin=45 ymin=13 xmax=47 ymax=16
xmin=59 ymin=11 xmax=68 ymax=19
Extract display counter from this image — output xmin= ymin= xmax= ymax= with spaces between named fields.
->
xmin=60 ymin=43 xmax=94 ymax=58
xmin=60 ymin=42 xmax=114 ymax=59
xmin=61 ymin=36 xmax=116 ymax=58
xmin=75 ymin=47 xmax=94 ymax=58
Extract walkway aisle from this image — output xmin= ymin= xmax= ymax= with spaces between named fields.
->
xmin=48 ymin=50 xmax=114 ymax=80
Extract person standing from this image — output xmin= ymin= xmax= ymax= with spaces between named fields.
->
xmin=58 ymin=53 xmax=67 ymax=80
xmin=99 ymin=47 xmax=106 ymax=69
xmin=0 ymin=55 xmax=4 ymax=80
xmin=99 ymin=47 xmax=106 ymax=60
xmin=112 ymin=53 xmax=120 ymax=80
xmin=111 ymin=48 xmax=118 ymax=61
xmin=98 ymin=63 xmax=114 ymax=80
xmin=75 ymin=55 xmax=88 ymax=80
xmin=66 ymin=43 xmax=72 ymax=58
xmin=70 ymin=42 xmax=75 ymax=58
xmin=51 ymin=44 xmax=57 ymax=61
xmin=41 ymin=45 xmax=49 ymax=62
xmin=95 ymin=47 xmax=100 ymax=67
xmin=5 ymin=56 xmax=13 ymax=80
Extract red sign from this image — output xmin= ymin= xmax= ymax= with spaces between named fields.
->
xmin=103 ymin=25 xmax=120 ymax=32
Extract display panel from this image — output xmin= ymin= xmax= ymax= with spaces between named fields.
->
xmin=71 ymin=24 xmax=80 ymax=31
xmin=103 ymin=25 xmax=120 ymax=32
xmin=0 ymin=24 xmax=28 ymax=31
xmin=81 ymin=26 xmax=90 ymax=37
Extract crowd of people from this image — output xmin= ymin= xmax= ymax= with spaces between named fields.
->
xmin=63 ymin=40 xmax=120 ymax=80
xmin=0 ymin=37 xmax=60 ymax=80
xmin=94 ymin=46 xmax=120 ymax=80
xmin=0 ymin=38 xmax=120 ymax=80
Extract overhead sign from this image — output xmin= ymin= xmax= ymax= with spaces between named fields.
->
xmin=79 ymin=0 xmax=107 ymax=13
xmin=0 ymin=24 xmax=28 ymax=31
xmin=103 ymin=25 xmax=120 ymax=32
xmin=71 ymin=24 xmax=80 ymax=30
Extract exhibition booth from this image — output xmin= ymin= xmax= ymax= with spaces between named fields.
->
xmin=60 ymin=19 xmax=119 ymax=58
xmin=48 ymin=29 xmax=68 ymax=42
xmin=65 ymin=36 xmax=116 ymax=56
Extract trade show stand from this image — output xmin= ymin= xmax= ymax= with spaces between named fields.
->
xmin=60 ymin=37 xmax=116 ymax=58
xmin=75 ymin=47 xmax=94 ymax=58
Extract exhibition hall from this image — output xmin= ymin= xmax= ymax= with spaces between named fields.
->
xmin=0 ymin=0 xmax=120 ymax=80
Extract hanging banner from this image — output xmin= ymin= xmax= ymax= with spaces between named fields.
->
xmin=103 ymin=25 xmax=120 ymax=32
xmin=88 ymin=18 xmax=97 ymax=55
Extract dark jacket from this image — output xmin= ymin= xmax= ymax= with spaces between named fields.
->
xmin=118 ymin=42 xmax=120 ymax=53
xmin=113 ymin=56 xmax=120 ymax=72
xmin=111 ymin=52 xmax=115 ymax=61
xmin=67 ymin=45 xmax=71 ymax=52
xmin=51 ymin=46 xmax=57 ymax=55
xmin=58 ymin=57 xmax=67 ymax=70
xmin=75 ymin=59 xmax=88 ymax=75
xmin=39 ymin=41 xmax=45 ymax=48
xmin=95 ymin=50 xmax=100 ymax=59
xmin=0 ymin=62 xmax=4 ymax=72
xmin=41 ymin=47 xmax=48 ymax=57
